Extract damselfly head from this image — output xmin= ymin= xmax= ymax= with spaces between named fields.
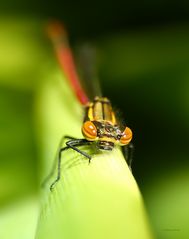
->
xmin=82 ymin=120 xmax=132 ymax=150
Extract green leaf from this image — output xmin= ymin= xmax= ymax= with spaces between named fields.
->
xmin=35 ymin=68 xmax=153 ymax=239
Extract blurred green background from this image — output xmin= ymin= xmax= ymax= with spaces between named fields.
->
xmin=0 ymin=0 xmax=189 ymax=238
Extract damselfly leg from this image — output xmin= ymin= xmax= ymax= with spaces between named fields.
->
xmin=122 ymin=143 xmax=134 ymax=171
xmin=50 ymin=138 xmax=92 ymax=191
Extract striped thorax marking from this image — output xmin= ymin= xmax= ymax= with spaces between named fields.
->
xmin=85 ymin=97 xmax=116 ymax=124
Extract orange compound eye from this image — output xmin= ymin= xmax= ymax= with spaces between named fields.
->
xmin=120 ymin=127 xmax=132 ymax=145
xmin=82 ymin=121 xmax=97 ymax=141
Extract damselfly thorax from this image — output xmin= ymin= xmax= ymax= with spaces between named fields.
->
xmin=82 ymin=96 xmax=132 ymax=151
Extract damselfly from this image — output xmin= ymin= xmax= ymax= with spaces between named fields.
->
xmin=46 ymin=22 xmax=133 ymax=190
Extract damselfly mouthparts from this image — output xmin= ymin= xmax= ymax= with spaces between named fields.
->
xmin=46 ymin=22 xmax=133 ymax=190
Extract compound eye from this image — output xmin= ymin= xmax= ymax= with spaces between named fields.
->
xmin=120 ymin=127 xmax=132 ymax=145
xmin=82 ymin=121 xmax=97 ymax=141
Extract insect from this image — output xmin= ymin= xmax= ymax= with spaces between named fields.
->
xmin=46 ymin=22 xmax=133 ymax=190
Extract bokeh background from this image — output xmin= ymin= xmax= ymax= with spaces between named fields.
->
xmin=0 ymin=1 xmax=189 ymax=239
